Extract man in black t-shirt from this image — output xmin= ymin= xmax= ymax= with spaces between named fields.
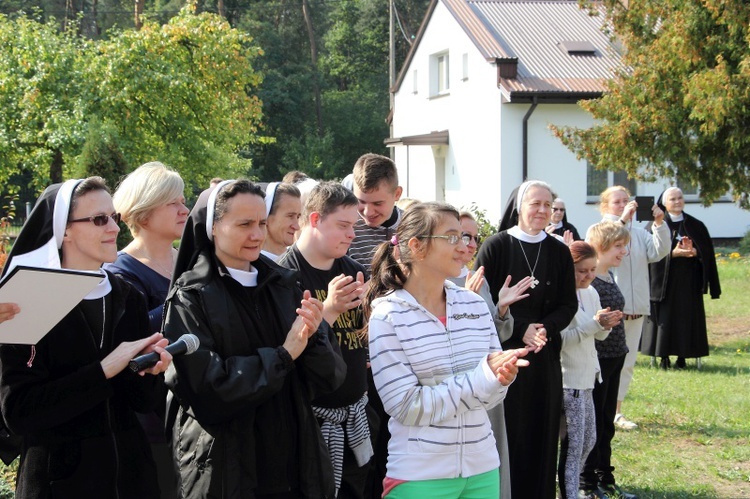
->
xmin=278 ymin=182 xmax=372 ymax=499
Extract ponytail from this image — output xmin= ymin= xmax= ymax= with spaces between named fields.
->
xmin=361 ymin=240 xmax=407 ymax=330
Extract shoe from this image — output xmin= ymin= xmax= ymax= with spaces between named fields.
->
xmin=578 ymin=490 xmax=597 ymax=499
xmin=659 ymin=357 xmax=671 ymax=370
xmin=674 ymin=357 xmax=686 ymax=369
xmin=597 ymin=483 xmax=638 ymax=499
xmin=614 ymin=413 xmax=637 ymax=430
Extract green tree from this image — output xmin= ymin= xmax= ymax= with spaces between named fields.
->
xmin=552 ymin=0 xmax=750 ymax=207
xmin=0 ymin=14 xmax=90 ymax=187
xmin=86 ymin=5 xmax=264 ymax=189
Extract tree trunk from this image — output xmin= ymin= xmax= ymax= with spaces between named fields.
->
xmin=301 ymin=0 xmax=323 ymax=137
xmin=134 ymin=0 xmax=143 ymax=30
xmin=50 ymin=148 xmax=64 ymax=185
xmin=218 ymin=0 xmax=225 ymax=18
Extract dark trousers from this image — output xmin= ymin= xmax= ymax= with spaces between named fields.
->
xmin=363 ymin=370 xmax=388 ymax=499
xmin=580 ymin=355 xmax=625 ymax=490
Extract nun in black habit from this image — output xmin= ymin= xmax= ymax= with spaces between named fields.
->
xmin=162 ymin=180 xmax=346 ymax=498
xmin=640 ymin=187 xmax=721 ymax=368
xmin=476 ymin=181 xmax=577 ymax=499
xmin=0 ymin=177 xmax=170 ymax=498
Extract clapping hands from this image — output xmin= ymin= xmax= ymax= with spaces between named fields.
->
xmin=488 ymin=348 xmax=530 ymax=386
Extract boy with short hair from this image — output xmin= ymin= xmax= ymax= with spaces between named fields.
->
xmin=347 ymin=153 xmax=403 ymax=276
xmin=278 ymin=181 xmax=372 ymax=498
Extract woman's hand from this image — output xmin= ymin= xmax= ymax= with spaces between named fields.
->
xmin=672 ymin=237 xmax=697 ymax=258
xmin=522 ymin=323 xmax=547 ymax=353
xmin=488 ymin=348 xmax=530 ymax=386
xmin=620 ymin=201 xmax=637 ymax=223
xmin=284 ymin=290 xmax=325 ymax=360
xmin=497 ymin=275 xmax=534 ymax=317
xmin=465 ymin=267 xmax=486 ymax=294
xmin=594 ymin=307 xmax=622 ymax=329
xmin=100 ymin=333 xmax=171 ymax=379
xmin=0 ymin=303 xmax=20 ymax=324
xmin=562 ymin=230 xmax=574 ymax=246
xmin=297 ymin=289 xmax=324 ymax=337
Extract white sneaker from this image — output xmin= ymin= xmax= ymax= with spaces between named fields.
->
xmin=614 ymin=413 xmax=637 ymax=430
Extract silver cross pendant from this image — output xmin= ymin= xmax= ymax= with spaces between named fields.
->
xmin=530 ymin=277 xmax=540 ymax=289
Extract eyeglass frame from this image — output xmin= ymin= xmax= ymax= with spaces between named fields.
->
xmin=461 ymin=233 xmax=481 ymax=245
xmin=68 ymin=212 xmax=122 ymax=227
xmin=418 ymin=234 xmax=465 ymax=245
xmin=551 ymin=207 xmax=566 ymax=212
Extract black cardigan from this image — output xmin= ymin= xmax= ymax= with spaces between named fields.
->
xmin=648 ymin=212 xmax=721 ymax=301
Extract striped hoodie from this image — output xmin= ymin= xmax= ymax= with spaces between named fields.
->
xmin=368 ymin=281 xmax=509 ymax=481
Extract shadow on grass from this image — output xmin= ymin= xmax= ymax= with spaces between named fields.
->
xmin=632 ymin=418 xmax=748 ymax=439
xmin=626 ymin=487 xmax=718 ymax=499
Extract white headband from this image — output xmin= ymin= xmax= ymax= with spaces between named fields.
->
xmin=515 ymin=181 xmax=533 ymax=212
xmin=265 ymin=182 xmax=279 ymax=217
xmin=54 ymin=179 xmax=84 ymax=250
xmin=206 ymin=180 xmax=235 ymax=242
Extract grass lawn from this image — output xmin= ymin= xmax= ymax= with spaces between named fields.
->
xmin=0 ymin=258 xmax=748 ymax=498
xmin=612 ymin=256 xmax=750 ymax=498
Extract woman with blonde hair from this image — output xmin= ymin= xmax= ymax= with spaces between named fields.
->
xmin=587 ymin=185 xmax=669 ymax=430
xmin=106 ymin=161 xmax=189 ymax=498
xmin=107 ymin=161 xmax=189 ymax=332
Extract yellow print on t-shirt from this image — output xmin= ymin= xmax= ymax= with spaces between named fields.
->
xmin=336 ymin=330 xmax=365 ymax=350
xmin=313 ymin=288 xmax=363 ymax=349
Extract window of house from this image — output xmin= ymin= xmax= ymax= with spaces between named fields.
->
xmin=462 ymin=53 xmax=469 ymax=81
xmin=586 ymin=162 xmax=638 ymax=201
xmin=676 ymin=175 xmax=699 ymax=200
xmin=412 ymin=69 xmax=418 ymax=94
xmin=430 ymin=51 xmax=450 ymax=96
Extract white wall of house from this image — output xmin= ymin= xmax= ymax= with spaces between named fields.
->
xmin=392 ymin=1 xmax=503 ymax=211
xmin=391 ymin=2 xmax=750 ymax=238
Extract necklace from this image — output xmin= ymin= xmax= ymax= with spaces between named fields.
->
xmin=135 ymin=246 xmax=173 ymax=277
xmin=100 ymin=297 xmax=106 ymax=349
xmin=517 ymin=240 xmax=541 ymax=289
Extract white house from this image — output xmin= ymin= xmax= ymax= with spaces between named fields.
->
xmin=386 ymin=0 xmax=750 ymax=238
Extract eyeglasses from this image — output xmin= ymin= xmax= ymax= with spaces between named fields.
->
xmin=419 ymin=234 xmax=463 ymax=245
xmin=461 ymin=233 xmax=481 ymax=245
xmin=68 ymin=213 xmax=122 ymax=227
xmin=552 ymin=207 xmax=565 ymax=212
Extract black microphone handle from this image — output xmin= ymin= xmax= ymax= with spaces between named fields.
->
xmin=128 ymin=339 xmax=189 ymax=372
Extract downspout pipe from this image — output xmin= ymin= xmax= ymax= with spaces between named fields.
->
xmin=522 ymin=97 xmax=538 ymax=181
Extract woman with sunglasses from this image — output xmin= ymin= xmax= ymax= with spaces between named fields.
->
xmin=363 ymin=202 xmax=529 ymax=498
xmin=0 ymin=177 xmax=171 ymax=498
xmin=546 ymin=198 xmax=581 ymax=241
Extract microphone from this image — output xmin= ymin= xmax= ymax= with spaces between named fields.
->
xmin=128 ymin=334 xmax=200 ymax=372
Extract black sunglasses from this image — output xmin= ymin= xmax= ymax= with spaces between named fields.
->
xmin=461 ymin=233 xmax=481 ymax=245
xmin=68 ymin=213 xmax=122 ymax=227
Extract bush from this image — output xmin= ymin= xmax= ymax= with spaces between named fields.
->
xmin=739 ymin=229 xmax=750 ymax=255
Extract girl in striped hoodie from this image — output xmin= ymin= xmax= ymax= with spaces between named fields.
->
xmin=363 ymin=202 xmax=530 ymax=499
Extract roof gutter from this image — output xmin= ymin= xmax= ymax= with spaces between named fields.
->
xmin=522 ymin=96 xmax=538 ymax=181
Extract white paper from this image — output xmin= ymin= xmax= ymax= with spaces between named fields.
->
xmin=0 ymin=266 xmax=105 ymax=345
